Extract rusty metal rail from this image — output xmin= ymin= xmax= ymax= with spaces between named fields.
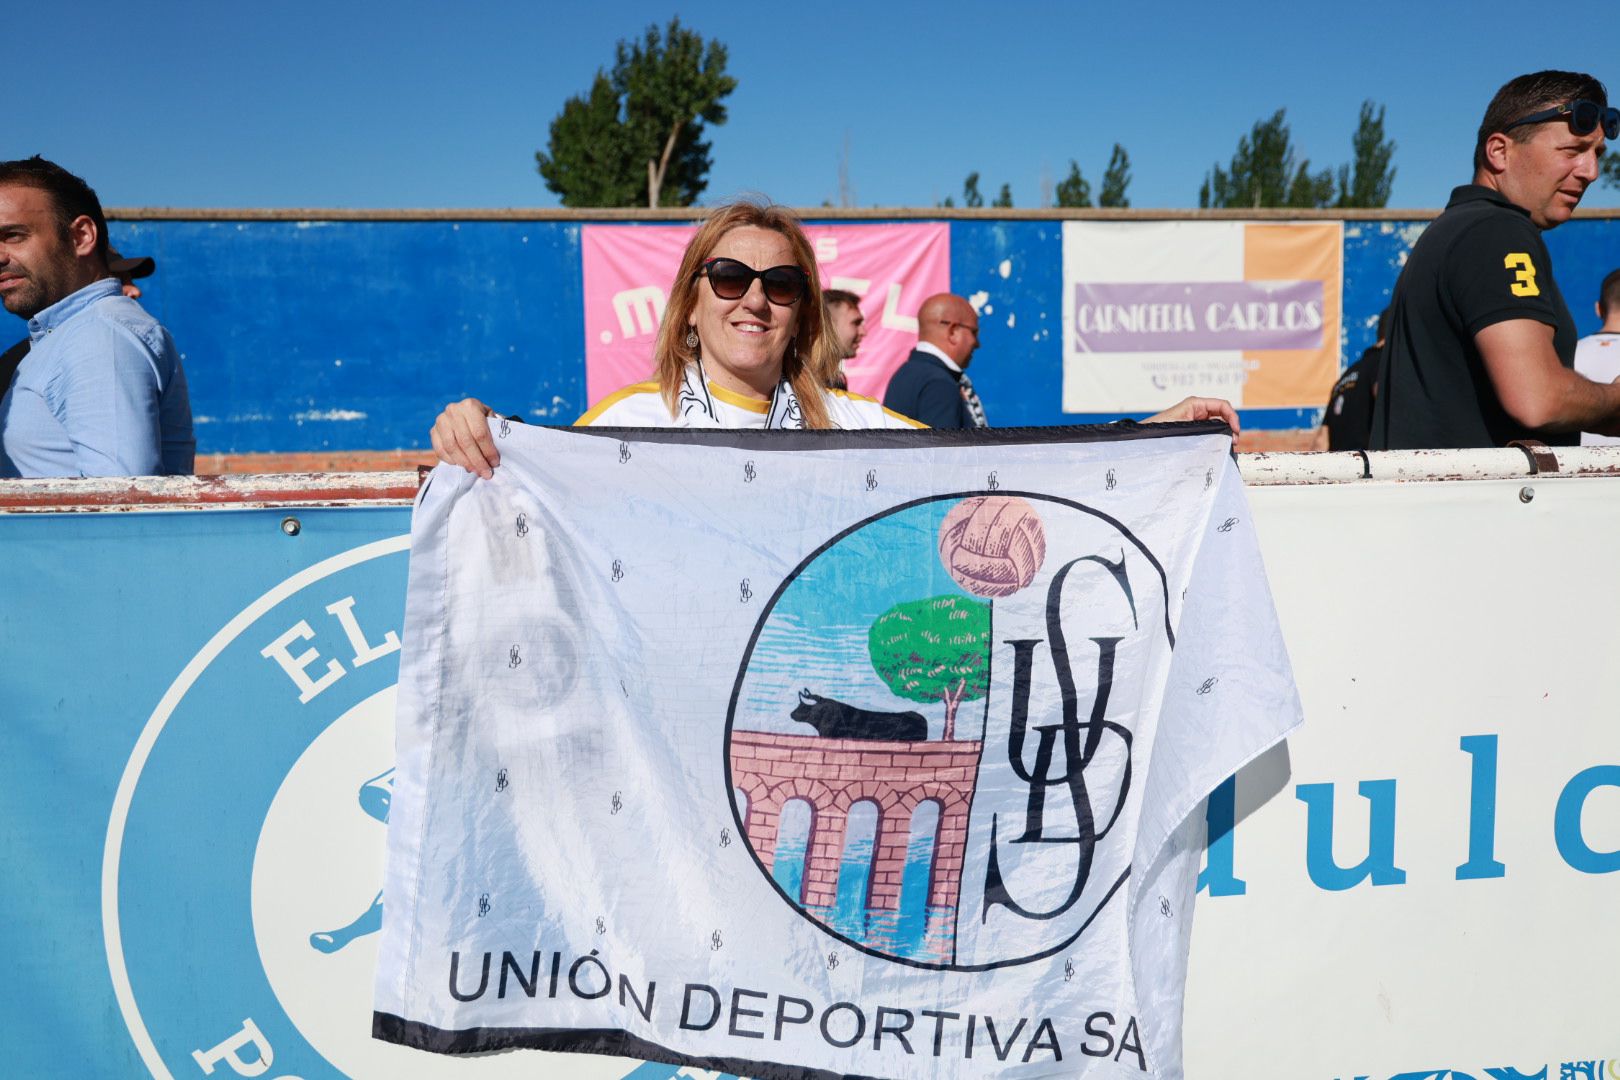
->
xmin=0 ymin=471 xmax=422 ymax=512
xmin=1239 ymin=444 xmax=1620 ymax=484
xmin=5 ymin=446 xmax=1620 ymax=511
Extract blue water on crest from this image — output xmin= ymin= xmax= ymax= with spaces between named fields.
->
xmin=773 ymin=828 xmax=808 ymax=901
xmin=893 ymin=828 xmax=942 ymax=955
xmin=770 ymin=799 xmax=956 ymax=962
xmin=832 ymin=831 xmax=875 ymax=938
xmin=822 ymin=825 xmax=953 ymax=962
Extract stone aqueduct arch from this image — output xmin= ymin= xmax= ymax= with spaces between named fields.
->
xmin=730 ymin=731 xmax=982 ymax=912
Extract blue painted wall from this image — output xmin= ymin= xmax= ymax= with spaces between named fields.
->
xmin=93 ymin=215 xmax=1620 ymax=454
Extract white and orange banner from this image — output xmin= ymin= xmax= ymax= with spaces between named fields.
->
xmin=581 ymin=223 xmax=950 ymax=406
xmin=1061 ymin=222 xmax=1343 ymax=412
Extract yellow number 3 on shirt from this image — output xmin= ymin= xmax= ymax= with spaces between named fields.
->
xmin=1504 ymin=253 xmax=1540 ymax=297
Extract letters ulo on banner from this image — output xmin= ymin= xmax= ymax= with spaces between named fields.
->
xmin=373 ymin=422 xmax=1302 ymax=1079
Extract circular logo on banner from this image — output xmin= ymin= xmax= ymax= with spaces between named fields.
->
xmin=104 ymin=535 xmax=667 ymax=1079
xmin=725 ymin=493 xmax=1170 ymax=972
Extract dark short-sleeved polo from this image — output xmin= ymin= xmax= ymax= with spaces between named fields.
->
xmin=1369 ymin=185 xmax=1578 ymax=450
xmin=1324 ymin=344 xmax=1380 ymax=451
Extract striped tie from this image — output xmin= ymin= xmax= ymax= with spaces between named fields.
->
xmin=958 ymin=373 xmax=990 ymax=428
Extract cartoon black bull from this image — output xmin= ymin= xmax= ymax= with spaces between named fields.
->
xmin=790 ymin=689 xmax=927 ymax=741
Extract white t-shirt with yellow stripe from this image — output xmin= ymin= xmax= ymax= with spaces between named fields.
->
xmin=575 ymin=379 xmax=925 ymax=430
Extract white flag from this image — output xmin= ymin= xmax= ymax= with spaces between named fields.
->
xmin=374 ymin=422 xmax=1301 ymax=1079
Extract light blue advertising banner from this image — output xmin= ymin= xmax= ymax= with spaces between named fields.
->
xmin=0 ymin=504 xmax=733 ymax=1080
xmin=3 ymin=475 xmax=1617 ymax=1079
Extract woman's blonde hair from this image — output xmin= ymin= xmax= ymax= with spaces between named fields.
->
xmin=653 ymin=200 xmax=836 ymax=429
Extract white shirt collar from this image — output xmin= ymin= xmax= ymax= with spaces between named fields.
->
xmin=914 ymin=341 xmax=963 ymax=374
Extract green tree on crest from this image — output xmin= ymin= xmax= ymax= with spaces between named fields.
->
xmin=868 ymin=595 xmax=991 ymax=742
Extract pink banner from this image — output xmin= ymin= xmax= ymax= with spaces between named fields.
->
xmin=581 ymin=222 xmax=950 ymax=404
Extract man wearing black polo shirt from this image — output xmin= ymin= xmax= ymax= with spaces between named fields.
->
xmin=1370 ymin=71 xmax=1620 ymax=450
xmin=1315 ymin=306 xmax=1390 ymax=451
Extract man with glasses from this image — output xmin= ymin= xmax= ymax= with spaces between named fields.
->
xmin=1370 ymin=71 xmax=1620 ymax=450
xmin=883 ymin=292 xmax=988 ymax=429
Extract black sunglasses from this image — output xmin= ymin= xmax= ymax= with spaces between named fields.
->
xmin=937 ymin=318 xmax=979 ymax=341
xmin=1502 ymin=99 xmax=1619 ymax=141
xmin=699 ymin=257 xmax=808 ymax=306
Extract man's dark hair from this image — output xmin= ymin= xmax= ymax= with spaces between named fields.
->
xmin=0 ymin=156 xmax=110 ymax=262
xmin=1600 ymin=268 xmax=1620 ymax=320
xmin=822 ymin=288 xmax=861 ymax=311
xmin=1474 ymin=71 xmax=1609 ymax=173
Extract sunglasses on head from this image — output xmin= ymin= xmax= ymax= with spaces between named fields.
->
xmin=1502 ymin=99 xmax=1619 ymax=141
xmin=699 ymin=257 xmax=808 ymax=306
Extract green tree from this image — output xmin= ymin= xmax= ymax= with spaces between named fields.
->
xmin=534 ymin=73 xmax=641 ymax=207
xmin=868 ymin=595 xmax=991 ymax=741
xmin=961 ymin=171 xmax=984 ymax=208
xmin=992 ymin=182 xmax=1014 ymax=208
xmin=1055 ymin=160 xmax=1092 ymax=207
xmin=1336 ymin=101 xmax=1396 ymax=208
xmin=1100 ymin=144 xmax=1131 ymax=208
xmin=535 ymin=17 xmax=736 ymax=207
xmin=1200 ymin=109 xmax=1334 ymax=209
xmin=1602 ymin=154 xmax=1620 ymax=190
xmin=1287 ymin=163 xmax=1336 ymax=208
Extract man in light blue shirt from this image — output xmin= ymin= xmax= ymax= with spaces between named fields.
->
xmin=0 ymin=157 xmax=193 ymax=477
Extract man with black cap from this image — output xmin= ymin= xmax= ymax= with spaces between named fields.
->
xmin=0 ymin=156 xmax=192 ymax=477
xmin=1370 ymin=71 xmax=1620 ymax=450
xmin=108 ymin=249 xmax=156 ymax=300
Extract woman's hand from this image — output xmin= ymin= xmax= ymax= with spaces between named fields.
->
xmin=430 ymin=398 xmax=501 ymax=479
xmin=1143 ymin=396 xmax=1240 ymax=437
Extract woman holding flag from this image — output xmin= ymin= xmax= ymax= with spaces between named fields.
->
xmin=430 ymin=199 xmax=1237 ymax=477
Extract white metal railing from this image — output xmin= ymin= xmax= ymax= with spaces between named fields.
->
xmin=4 ymin=446 xmax=1620 ymax=511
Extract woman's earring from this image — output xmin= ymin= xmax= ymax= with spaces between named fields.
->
xmin=685 ymin=328 xmax=699 ymax=350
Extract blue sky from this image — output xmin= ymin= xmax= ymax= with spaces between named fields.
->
xmin=740 ymin=501 xmax=967 ymax=732
xmin=10 ymin=1 xmax=1619 ymax=211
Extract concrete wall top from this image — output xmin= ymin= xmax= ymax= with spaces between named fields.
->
xmin=103 ymin=206 xmax=1620 ymax=222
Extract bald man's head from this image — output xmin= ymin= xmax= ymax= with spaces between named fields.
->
xmin=916 ymin=293 xmax=980 ymax=367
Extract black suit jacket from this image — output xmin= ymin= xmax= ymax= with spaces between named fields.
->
xmin=882 ymin=349 xmax=974 ymax=429
xmin=0 ymin=338 xmax=28 ymax=394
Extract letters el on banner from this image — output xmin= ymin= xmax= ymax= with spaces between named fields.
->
xmin=374 ymin=424 xmax=1302 ymax=1079
xmin=581 ymin=223 xmax=950 ymax=404
xmin=1061 ymin=221 xmax=1343 ymax=413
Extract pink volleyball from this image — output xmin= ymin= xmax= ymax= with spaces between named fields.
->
xmin=938 ymin=496 xmax=1047 ymax=597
